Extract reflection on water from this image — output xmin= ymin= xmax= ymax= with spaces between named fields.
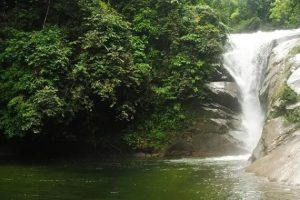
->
xmin=0 ymin=156 xmax=299 ymax=200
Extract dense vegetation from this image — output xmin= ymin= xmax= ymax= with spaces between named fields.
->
xmin=270 ymin=0 xmax=300 ymax=26
xmin=205 ymin=0 xmax=272 ymax=31
xmin=206 ymin=0 xmax=300 ymax=31
xmin=0 ymin=0 xmax=299 ymax=154
xmin=270 ymin=85 xmax=300 ymax=126
xmin=0 ymin=0 xmax=227 ymax=153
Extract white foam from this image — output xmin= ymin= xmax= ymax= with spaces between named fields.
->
xmin=168 ymin=155 xmax=250 ymax=164
xmin=223 ymin=28 xmax=300 ymax=152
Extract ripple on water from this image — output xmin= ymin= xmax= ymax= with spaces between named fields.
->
xmin=1 ymin=158 xmax=300 ymax=200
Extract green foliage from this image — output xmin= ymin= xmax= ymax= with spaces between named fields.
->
xmin=270 ymin=86 xmax=300 ymax=121
xmin=75 ymin=0 xmax=151 ymax=121
xmin=289 ymin=42 xmax=300 ymax=58
xmin=286 ymin=109 xmax=300 ymax=123
xmin=0 ymin=27 xmax=69 ymax=137
xmin=0 ymin=0 xmax=227 ymax=151
xmin=124 ymin=104 xmax=189 ymax=151
xmin=281 ymin=86 xmax=298 ymax=104
xmin=234 ymin=17 xmax=262 ymax=32
xmin=204 ymin=0 xmax=300 ymax=31
xmin=204 ymin=0 xmax=272 ymax=32
xmin=283 ymin=86 xmax=300 ymax=123
xmin=112 ymin=1 xmax=227 ymax=150
xmin=114 ymin=1 xmax=227 ymax=101
xmin=1 ymin=96 xmax=42 ymax=137
xmin=270 ymin=0 xmax=300 ymax=27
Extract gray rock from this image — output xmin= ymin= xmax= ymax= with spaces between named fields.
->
xmin=251 ymin=117 xmax=297 ymax=161
xmin=210 ymin=67 xmax=234 ymax=82
xmin=287 ymin=54 xmax=300 ymax=94
xmin=259 ymin=40 xmax=300 ymax=113
xmin=286 ymin=101 xmax=300 ymax=110
xmin=248 ymin=39 xmax=300 ymax=185
xmin=247 ymin=135 xmax=300 ymax=185
xmin=206 ymin=81 xmax=240 ymax=112
xmin=165 ymin=101 xmax=247 ymax=157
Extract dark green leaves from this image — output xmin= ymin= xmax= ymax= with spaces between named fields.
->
xmin=0 ymin=0 xmax=227 ymax=151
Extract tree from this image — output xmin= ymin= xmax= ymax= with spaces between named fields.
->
xmin=270 ymin=0 xmax=300 ymax=26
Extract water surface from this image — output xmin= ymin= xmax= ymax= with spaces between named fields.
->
xmin=0 ymin=156 xmax=299 ymax=200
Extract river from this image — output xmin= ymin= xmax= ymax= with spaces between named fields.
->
xmin=0 ymin=156 xmax=300 ymax=200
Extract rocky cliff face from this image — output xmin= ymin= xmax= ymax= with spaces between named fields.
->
xmin=247 ymin=38 xmax=300 ymax=185
xmin=165 ymin=70 xmax=247 ymax=157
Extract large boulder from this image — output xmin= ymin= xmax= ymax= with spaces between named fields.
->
xmin=250 ymin=117 xmax=297 ymax=161
xmin=165 ymin=101 xmax=247 ymax=157
xmin=206 ymin=81 xmax=240 ymax=112
xmin=247 ymin=132 xmax=300 ymax=185
xmin=210 ymin=66 xmax=234 ymax=82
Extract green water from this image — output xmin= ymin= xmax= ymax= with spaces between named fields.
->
xmin=0 ymin=156 xmax=299 ymax=200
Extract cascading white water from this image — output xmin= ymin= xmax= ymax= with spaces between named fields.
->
xmin=223 ymin=29 xmax=300 ymax=152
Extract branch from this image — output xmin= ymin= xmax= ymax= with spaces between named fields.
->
xmin=43 ymin=0 xmax=51 ymax=28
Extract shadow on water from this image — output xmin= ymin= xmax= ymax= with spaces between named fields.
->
xmin=0 ymin=156 xmax=300 ymax=200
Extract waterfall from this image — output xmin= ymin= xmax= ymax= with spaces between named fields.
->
xmin=223 ymin=29 xmax=300 ymax=152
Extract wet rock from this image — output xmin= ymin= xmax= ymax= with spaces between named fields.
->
xmin=247 ymin=135 xmax=300 ymax=185
xmin=206 ymin=81 xmax=240 ymax=112
xmin=210 ymin=67 xmax=234 ymax=82
xmin=287 ymin=54 xmax=300 ymax=94
xmin=286 ymin=101 xmax=300 ymax=110
xmin=251 ymin=117 xmax=297 ymax=161
xmin=165 ymin=101 xmax=247 ymax=157
xmin=166 ymin=132 xmax=246 ymax=157
xmin=133 ymin=152 xmax=146 ymax=158
xmin=259 ymin=39 xmax=300 ymax=113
